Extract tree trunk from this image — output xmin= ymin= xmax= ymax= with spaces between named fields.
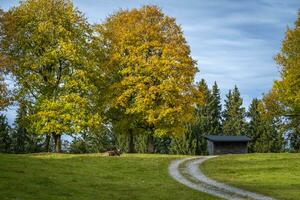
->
xmin=45 ymin=134 xmax=51 ymax=152
xmin=127 ymin=129 xmax=135 ymax=153
xmin=52 ymin=133 xmax=61 ymax=153
xmin=147 ymin=135 xmax=155 ymax=153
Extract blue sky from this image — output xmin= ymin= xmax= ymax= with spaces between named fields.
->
xmin=1 ymin=0 xmax=300 ymax=124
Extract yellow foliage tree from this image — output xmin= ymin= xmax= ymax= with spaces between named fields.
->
xmin=274 ymin=11 xmax=300 ymax=114
xmin=273 ymin=11 xmax=300 ymax=151
xmin=0 ymin=0 xmax=101 ymax=152
xmin=0 ymin=9 xmax=10 ymax=111
xmin=95 ymin=6 xmax=200 ymax=152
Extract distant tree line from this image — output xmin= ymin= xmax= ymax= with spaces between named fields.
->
xmin=0 ymin=81 xmax=290 ymax=154
xmin=0 ymin=0 xmax=299 ymax=154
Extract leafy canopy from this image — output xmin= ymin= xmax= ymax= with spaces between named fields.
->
xmin=0 ymin=0 xmax=101 ymax=135
xmin=0 ymin=9 xmax=10 ymax=111
xmin=274 ymin=11 xmax=300 ymax=114
xmin=97 ymin=6 xmax=201 ymax=136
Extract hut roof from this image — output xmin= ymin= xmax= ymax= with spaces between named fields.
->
xmin=204 ymin=135 xmax=250 ymax=142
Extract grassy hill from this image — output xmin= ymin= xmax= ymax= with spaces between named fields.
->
xmin=2 ymin=153 xmax=299 ymax=200
xmin=0 ymin=153 xmax=216 ymax=200
xmin=201 ymin=153 xmax=300 ymax=200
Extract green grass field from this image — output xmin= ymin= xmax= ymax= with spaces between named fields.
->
xmin=201 ymin=153 xmax=300 ymax=200
xmin=0 ymin=153 xmax=216 ymax=200
xmin=2 ymin=153 xmax=299 ymax=200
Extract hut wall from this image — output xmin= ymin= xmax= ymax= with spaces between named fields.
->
xmin=207 ymin=140 xmax=214 ymax=155
xmin=213 ymin=142 xmax=248 ymax=155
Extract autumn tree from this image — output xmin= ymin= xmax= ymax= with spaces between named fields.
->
xmin=0 ymin=9 xmax=10 ymax=111
xmin=0 ymin=0 xmax=100 ymax=152
xmin=274 ymin=11 xmax=300 ymax=115
xmin=0 ymin=73 xmax=9 ymax=111
xmin=273 ymin=11 xmax=300 ymax=151
xmin=222 ymin=86 xmax=246 ymax=135
xmin=96 ymin=6 xmax=199 ymax=153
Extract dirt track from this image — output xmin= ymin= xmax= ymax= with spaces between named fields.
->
xmin=168 ymin=157 xmax=275 ymax=200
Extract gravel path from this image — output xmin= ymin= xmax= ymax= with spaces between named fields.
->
xmin=169 ymin=157 xmax=275 ymax=200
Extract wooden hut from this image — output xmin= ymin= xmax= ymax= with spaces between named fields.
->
xmin=204 ymin=135 xmax=250 ymax=155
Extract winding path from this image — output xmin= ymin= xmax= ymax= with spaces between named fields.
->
xmin=169 ymin=157 xmax=275 ymax=200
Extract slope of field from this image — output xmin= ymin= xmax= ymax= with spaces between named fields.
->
xmin=200 ymin=153 xmax=300 ymax=200
xmin=0 ymin=153 xmax=217 ymax=200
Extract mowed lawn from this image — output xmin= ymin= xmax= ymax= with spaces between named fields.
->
xmin=0 ymin=153 xmax=217 ymax=200
xmin=201 ymin=153 xmax=300 ymax=200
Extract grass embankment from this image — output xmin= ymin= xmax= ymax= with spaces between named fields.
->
xmin=201 ymin=153 xmax=300 ymax=200
xmin=0 ymin=153 xmax=217 ymax=200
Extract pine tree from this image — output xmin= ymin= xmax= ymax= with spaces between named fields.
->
xmin=11 ymin=101 xmax=44 ymax=153
xmin=258 ymin=92 xmax=285 ymax=152
xmin=247 ymin=98 xmax=263 ymax=152
xmin=171 ymin=80 xmax=223 ymax=155
xmin=289 ymin=118 xmax=300 ymax=152
xmin=193 ymin=79 xmax=211 ymax=154
xmin=222 ymin=85 xmax=246 ymax=135
xmin=247 ymin=94 xmax=285 ymax=153
xmin=0 ymin=114 xmax=11 ymax=152
xmin=169 ymin=79 xmax=209 ymax=155
xmin=11 ymin=104 xmax=28 ymax=153
xmin=170 ymin=126 xmax=197 ymax=155
xmin=208 ymin=81 xmax=222 ymax=134
xmin=253 ymin=118 xmax=282 ymax=153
